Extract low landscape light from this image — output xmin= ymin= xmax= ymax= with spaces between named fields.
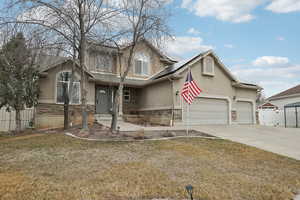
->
xmin=185 ymin=184 xmax=194 ymax=200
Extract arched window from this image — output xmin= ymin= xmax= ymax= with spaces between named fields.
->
xmin=134 ymin=52 xmax=150 ymax=76
xmin=56 ymin=71 xmax=80 ymax=104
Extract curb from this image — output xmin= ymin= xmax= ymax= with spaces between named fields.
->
xmin=64 ymin=132 xmax=220 ymax=142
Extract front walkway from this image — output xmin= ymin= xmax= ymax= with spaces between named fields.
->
xmin=192 ymin=125 xmax=300 ymax=160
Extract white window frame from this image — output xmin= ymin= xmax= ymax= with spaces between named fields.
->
xmin=203 ymin=56 xmax=215 ymax=76
xmin=55 ymin=71 xmax=81 ymax=105
xmin=134 ymin=53 xmax=150 ymax=76
xmin=123 ymin=89 xmax=131 ymax=103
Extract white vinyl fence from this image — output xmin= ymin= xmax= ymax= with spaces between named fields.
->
xmin=258 ymin=109 xmax=284 ymax=127
xmin=258 ymin=108 xmax=300 ymax=128
xmin=0 ymin=107 xmax=35 ymax=132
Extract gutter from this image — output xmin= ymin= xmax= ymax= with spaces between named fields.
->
xmin=232 ymin=82 xmax=262 ymax=90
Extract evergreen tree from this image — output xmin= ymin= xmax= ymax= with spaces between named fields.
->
xmin=0 ymin=33 xmax=39 ymax=133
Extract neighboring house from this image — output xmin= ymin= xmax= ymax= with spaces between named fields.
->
xmin=35 ymin=40 xmax=260 ymax=129
xmin=258 ymin=84 xmax=300 ymax=128
xmin=266 ymin=84 xmax=300 ymax=109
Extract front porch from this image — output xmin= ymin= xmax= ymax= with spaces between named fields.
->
xmin=94 ymin=84 xmax=179 ymax=126
xmin=95 ymin=85 xmax=140 ymax=115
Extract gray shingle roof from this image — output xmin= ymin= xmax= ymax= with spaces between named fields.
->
xmin=269 ymin=84 xmax=300 ymax=99
xmin=151 ymin=50 xmax=210 ymax=80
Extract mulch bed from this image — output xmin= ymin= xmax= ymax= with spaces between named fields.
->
xmin=67 ymin=122 xmax=215 ymax=141
xmin=1 ymin=122 xmax=215 ymax=141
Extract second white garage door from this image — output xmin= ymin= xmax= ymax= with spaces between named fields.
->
xmin=236 ymin=101 xmax=253 ymax=124
xmin=183 ymin=98 xmax=229 ymax=125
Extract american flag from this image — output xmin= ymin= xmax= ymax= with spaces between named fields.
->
xmin=181 ymin=70 xmax=202 ymax=104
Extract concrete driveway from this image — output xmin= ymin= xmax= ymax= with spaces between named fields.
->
xmin=192 ymin=125 xmax=300 ymax=160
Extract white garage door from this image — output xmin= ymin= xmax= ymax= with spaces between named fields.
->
xmin=237 ymin=101 xmax=253 ymax=124
xmin=183 ymin=98 xmax=229 ymax=125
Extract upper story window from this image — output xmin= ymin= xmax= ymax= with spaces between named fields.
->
xmin=134 ymin=53 xmax=149 ymax=76
xmin=56 ymin=71 xmax=80 ymax=104
xmin=203 ymin=56 xmax=215 ymax=76
xmin=96 ymin=54 xmax=112 ymax=72
xmin=89 ymin=52 xmax=113 ymax=72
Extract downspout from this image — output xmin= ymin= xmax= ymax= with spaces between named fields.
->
xmin=284 ymin=106 xmax=287 ymax=128
xmin=168 ymin=77 xmax=175 ymax=126
xmin=296 ymin=107 xmax=298 ymax=128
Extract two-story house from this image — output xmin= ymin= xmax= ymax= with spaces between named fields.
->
xmin=35 ymin=40 xmax=260 ymax=129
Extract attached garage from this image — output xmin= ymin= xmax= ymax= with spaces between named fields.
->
xmin=183 ymin=97 xmax=229 ymax=125
xmin=236 ymin=101 xmax=253 ymax=124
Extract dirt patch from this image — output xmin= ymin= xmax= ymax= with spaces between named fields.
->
xmin=66 ymin=123 xmax=214 ymax=141
xmin=0 ymin=133 xmax=45 ymax=142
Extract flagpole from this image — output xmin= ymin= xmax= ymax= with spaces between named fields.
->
xmin=187 ymin=67 xmax=191 ymax=135
xmin=187 ymin=100 xmax=190 ymax=135
xmin=186 ymin=100 xmax=188 ymax=135
xmin=181 ymin=67 xmax=202 ymax=136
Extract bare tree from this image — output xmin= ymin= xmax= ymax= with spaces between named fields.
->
xmin=256 ymin=89 xmax=266 ymax=105
xmin=110 ymin=0 xmax=172 ymax=131
xmin=1 ymin=0 xmax=122 ymax=130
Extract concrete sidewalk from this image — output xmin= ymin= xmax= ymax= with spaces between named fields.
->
xmin=97 ymin=118 xmax=300 ymax=160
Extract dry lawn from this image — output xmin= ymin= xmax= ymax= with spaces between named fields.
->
xmin=0 ymin=133 xmax=300 ymax=200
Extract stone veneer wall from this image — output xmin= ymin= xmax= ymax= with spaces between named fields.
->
xmin=36 ymin=103 xmax=95 ymax=129
xmin=124 ymin=109 xmax=182 ymax=126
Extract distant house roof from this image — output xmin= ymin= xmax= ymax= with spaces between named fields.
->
xmin=258 ymin=102 xmax=278 ymax=109
xmin=268 ymin=84 xmax=300 ymax=100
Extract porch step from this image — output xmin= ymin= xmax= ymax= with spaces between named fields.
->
xmin=95 ymin=114 xmax=112 ymax=121
xmin=95 ymin=114 xmax=124 ymax=127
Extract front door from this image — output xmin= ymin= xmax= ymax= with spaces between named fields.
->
xmin=96 ymin=86 xmax=112 ymax=114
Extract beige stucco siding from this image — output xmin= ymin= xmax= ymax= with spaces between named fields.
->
xmin=118 ymin=42 xmax=166 ymax=79
xmin=138 ymin=80 xmax=173 ymax=110
xmin=233 ymin=88 xmax=257 ymax=108
xmin=170 ymin=55 xmax=257 ymax=124
xmin=38 ymin=62 xmax=95 ymax=105
xmin=173 ymin=57 xmax=235 ymax=108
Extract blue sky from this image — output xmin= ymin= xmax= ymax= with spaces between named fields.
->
xmin=164 ymin=0 xmax=300 ymax=97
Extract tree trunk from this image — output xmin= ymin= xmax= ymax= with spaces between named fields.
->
xmin=110 ymin=44 xmax=136 ymax=131
xmin=80 ymin=72 xmax=88 ymax=130
xmin=63 ymin=82 xmax=69 ymax=130
xmin=78 ymin=2 xmax=88 ymax=130
xmin=15 ymin=109 xmax=21 ymax=133
xmin=111 ymin=83 xmax=123 ymax=132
